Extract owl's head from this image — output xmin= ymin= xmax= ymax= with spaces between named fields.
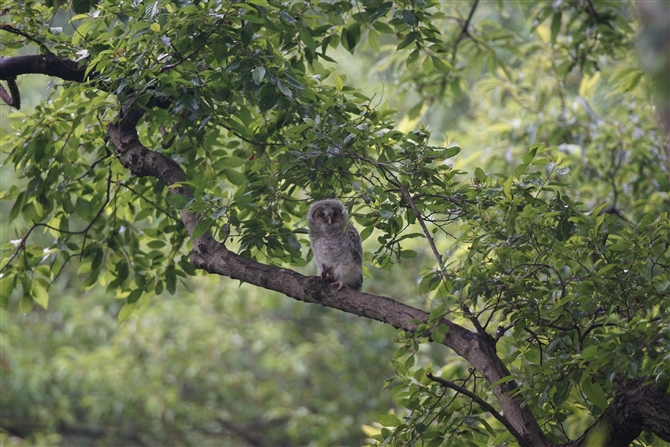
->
xmin=308 ymin=199 xmax=348 ymax=232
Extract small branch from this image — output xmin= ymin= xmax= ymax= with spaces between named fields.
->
xmin=0 ymin=169 xmax=113 ymax=272
xmin=0 ymin=78 xmax=20 ymax=108
xmin=121 ymin=182 xmax=181 ymax=221
xmin=524 ymin=327 xmax=545 ymax=364
xmin=584 ymin=0 xmax=599 ymax=21
xmin=396 ymin=180 xmax=443 ymax=265
xmin=0 ymin=23 xmax=51 ymax=54
xmin=426 ymin=372 xmax=523 ymax=442
xmin=451 ymin=0 xmax=479 ymax=63
xmin=462 ymin=305 xmax=487 ymax=337
xmin=579 ymin=322 xmax=616 ymax=346
xmin=160 ymin=40 xmax=212 ymax=72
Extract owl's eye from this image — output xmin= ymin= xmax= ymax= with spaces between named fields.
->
xmin=318 ymin=211 xmax=325 ymax=218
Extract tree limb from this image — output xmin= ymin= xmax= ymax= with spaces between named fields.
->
xmin=568 ymin=378 xmax=670 ymax=447
xmin=0 ymin=77 xmax=20 ymax=108
xmin=0 ymin=53 xmax=86 ymax=83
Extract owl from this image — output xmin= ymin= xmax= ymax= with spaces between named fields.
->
xmin=307 ymin=199 xmax=363 ymax=291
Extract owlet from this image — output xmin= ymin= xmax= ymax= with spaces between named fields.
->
xmin=307 ymin=199 xmax=363 ymax=291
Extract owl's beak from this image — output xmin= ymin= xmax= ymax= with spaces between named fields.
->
xmin=327 ymin=216 xmax=332 ymax=225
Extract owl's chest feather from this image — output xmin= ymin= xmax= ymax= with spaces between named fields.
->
xmin=312 ymin=234 xmax=355 ymax=266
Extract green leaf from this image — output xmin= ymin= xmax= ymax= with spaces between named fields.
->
xmin=428 ymin=305 xmax=446 ymax=322
xmin=299 ymin=25 xmax=316 ymax=53
xmin=0 ymin=275 xmax=13 ymax=309
xmin=167 ymin=194 xmax=194 ymax=209
xmin=9 ymin=191 xmax=26 ymax=222
xmin=550 ymin=12 xmax=561 ymax=44
xmin=241 ymin=21 xmax=254 ymax=46
xmin=127 ymin=289 xmax=143 ymax=304
xmin=581 ymin=377 xmax=608 ymax=409
xmin=368 ymin=29 xmax=381 ymax=53
xmin=580 ymin=374 xmax=607 ymax=410
xmin=75 ymin=198 xmax=93 ymax=219
xmin=192 ymin=219 xmax=213 ymax=239
xmin=431 ymin=56 xmax=451 ymax=73
xmin=596 ymin=263 xmax=616 ymax=275
xmin=377 ymin=414 xmax=401 ymax=427
xmin=118 ymin=302 xmax=137 ymax=323
xmin=443 ymin=146 xmax=460 ymax=158
xmin=522 ymin=147 xmax=537 ymax=165
xmin=490 ymin=375 xmax=514 ymax=388
xmin=224 ymin=169 xmax=247 ymax=186
xmin=503 ymin=175 xmax=513 ymax=198
xmin=279 ymin=11 xmax=296 ymax=24
xmin=581 ymin=345 xmax=598 ymax=359
xmin=259 ymin=93 xmax=277 ymax=112
xmin=32 ymin=283 xmax=49 ymax=309
xmin=342 ymin=24 xmax=360 ymax=54
xmin=22 ymin=202 xmax=39 ymax=221
xmin=276 ymin=80 xmax=293 ymax=98
xmin=252 ymin=66 xmax=266 ymax=85
xmin=333 ymin=73 xmax=344 ymax=91
xmin=422 ymin=56 xmax=434 ymax=75
xmin=19 ymin=295 xmax=34 ymax=314
xmin=397 ymin=31 xmax=418 ymax=50
xmin=402 ymin=10 xmax=417 ymax=26
xmin=406 ymin=49 xmax=419 ymax=66
xmin=360 ymin=225 xmax=374 ymax=241
xmin=72 ymin=20 xmax=94 ymax=45
xmin=399 ymin=250 xmax=416 ymax=258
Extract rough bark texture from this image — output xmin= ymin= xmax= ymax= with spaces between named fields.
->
xmin=3 ymin=53 xmax=670 ymax=447
xmin=569 ymin=378 xmax=670 ymax=447
xmin=0 ymin=54 xmax=86 ymax=82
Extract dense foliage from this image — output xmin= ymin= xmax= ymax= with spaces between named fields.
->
xmin=1 ymin=0 xmax=669 ymax=446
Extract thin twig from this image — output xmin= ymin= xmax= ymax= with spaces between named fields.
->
xmin=584 ymin=0 xmax=599 ymax=21
xmin=0 ymin=24 xmax=51 ymax=53
xmin=426 ymin=372 xmax=523 ymax=441
xmin=121 ymin=183 xmax=180 ymax=221
xmin=451 ymin=0 xmax=479 ymax=63
xmin=0 ymin=169 xmax=114 ymax=274
xmin=396 ymin=180 xmax=443 ymax=265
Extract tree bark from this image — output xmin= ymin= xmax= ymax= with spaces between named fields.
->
xmin=569 ymin=378 xmax=670 ymax=447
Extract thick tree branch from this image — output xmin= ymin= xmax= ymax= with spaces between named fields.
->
xmin=0 ymin=53 xmax=86 ymax=83
xmin=568 ymin=378 xmax=670 ymax=447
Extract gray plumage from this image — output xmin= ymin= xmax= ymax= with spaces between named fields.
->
xmin=307 ymin=199 xmax=363 ymax=291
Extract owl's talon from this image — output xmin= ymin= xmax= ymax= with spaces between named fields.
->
xmin=330 ymin=281 xmax=345 ymax=290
